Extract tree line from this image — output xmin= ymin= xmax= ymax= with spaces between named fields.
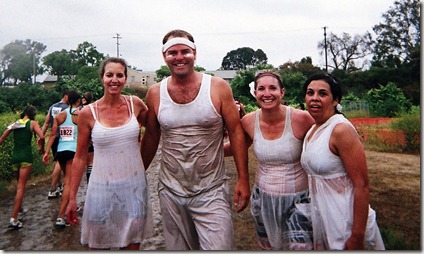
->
xmin=0 ymin=0 xmax=419 ymax=115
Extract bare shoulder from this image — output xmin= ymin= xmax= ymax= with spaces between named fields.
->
xmin=292 ymin=108 xmax=314 ymax=124
xmin=211 ymin=75 xmax=231 ymax=91
xmin=146 ymin=83 xmax=160 ymax=99
xmin=242 ymin=111 xmax=256 ymax=123
xmin=130 ymin=95 xmax=148 ymax=111
xmin=332 ymin=121 xmax=361 ymax=148
xmin=56 ymin=109 xmax=68 ymax=121
xmin=128 ymin=94 xmax=144 ymax=104
xmin=333 ymin=121 xmax=358 ymax=138
xmin=241 ymin=111 xmax=256 ymax=137
xmin=78 ymin=105 xmax=93 ymax=119
xmin=211 ymin=76 xmax=232 ymax=101
xmin=290 ymin=107 xmax=314 ymax=138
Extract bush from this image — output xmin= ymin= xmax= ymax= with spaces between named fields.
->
xmin=390 ymin=109 xmax=420 ymax=153
xmin=366 ymin=82 xmax=411 ymax=117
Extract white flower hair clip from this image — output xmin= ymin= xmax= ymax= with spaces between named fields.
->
xmin=248 ymin=81 xmax=255 ymax=98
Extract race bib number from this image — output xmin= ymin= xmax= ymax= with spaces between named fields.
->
xmin=51 ymin=107 xmax=62 ymax=118
xmin=60 ymin=126 xmax=74 ymax=141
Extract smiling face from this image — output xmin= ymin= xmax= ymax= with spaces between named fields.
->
xmin=163 ymin=36 xmax=196 ymax=77
xmin=254 ymin=75 xmax=285 ymax=109
xmin=101 ymin=62 xmax=127 ymax=95
xmin=305 ymin=79 xmax=338 ymax=124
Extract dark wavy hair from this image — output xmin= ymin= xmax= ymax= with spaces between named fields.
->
xmin=303 ymin=72 xmax=343 ymax=114
xmin=67 ymin=89 xmax=81 ymax=115
xmin=82 ymin=92 xmax=93 ymax=105
xmin=21 ymin=105 xmax=37 ymax=120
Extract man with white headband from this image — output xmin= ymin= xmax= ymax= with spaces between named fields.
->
xmin=141 ymin=29 xmax=250 ymax=250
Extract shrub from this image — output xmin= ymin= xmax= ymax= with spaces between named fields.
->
xmin=366 ymin=82 xmax=412 ymax=117
xmin=390 ymin=110 xmax=420 ymax=153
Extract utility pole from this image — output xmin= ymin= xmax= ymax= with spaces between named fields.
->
xmin=323 ymin=26 xmax=328 ymax=72
xmin=33 ymin=48 xmax=36 ymax=84
xmin=113 ymin=33 xmax=122 ymax=57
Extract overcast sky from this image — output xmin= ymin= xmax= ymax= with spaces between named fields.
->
xmin=1 ymin=0 xmax=395 ymax=75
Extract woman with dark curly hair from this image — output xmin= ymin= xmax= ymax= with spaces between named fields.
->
xmin=301 ymin=72 xmax=385 ymax=250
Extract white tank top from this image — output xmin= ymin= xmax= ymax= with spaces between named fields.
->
xmin=158 ymin=74 xmax=227 ymax=197
xmin=253 ymin=107 xmax=308 ymax=194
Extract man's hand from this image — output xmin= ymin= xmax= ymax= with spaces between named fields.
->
xmin=233 ymin=178 xmax=250 ymax=212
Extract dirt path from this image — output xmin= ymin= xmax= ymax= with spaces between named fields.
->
xmin=0 ymin=149 xmax=420 ymax=250
xmin=0 ymin=152 xmax=165 ymax=251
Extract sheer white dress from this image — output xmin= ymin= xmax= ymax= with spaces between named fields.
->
xmin=301 ymin=114 xmax=385 ymax=250
xmin=81 ymin=96 xmax=153 ymax=249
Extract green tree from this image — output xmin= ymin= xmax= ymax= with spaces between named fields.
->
xmin=221 ymin=47 xmax=267 ymax=70
xmin=372 ymin=0 xmax=420 ymax=67
xmin=256 ymin=63 xmax=275 ymax=70
xmin=0 ymin=39 xmax=46 ymax=85
xmin=0 ymin=82 xmax=55 ymax=112
xmin=155 ymin=65 xmax=170 ymax=82
xmin=318 ymin=32 xmax=373 ymax=72
xmin=195 ymin=65 xmax=206 ymax=72
xmin=365 ymin=82 xmax=411 ymax=117
xmin=73 ymin=41 xmax=105 ymax=67
xmin=278 ymin=71 xmax=307 ymax=105
xmin=230 ymin=69 xmax=256 ymax=105
xmin=279 ymin=57 xmax=321 ymax=77
xmin=43 ymin=41 xmax=104 ymax=78
xmin=43 ymin=49 xmax=76 ymax=77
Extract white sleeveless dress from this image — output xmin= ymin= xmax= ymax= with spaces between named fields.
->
xmin=301 ymin=114 xmax=385 ymax=250
xmin=81 ymin=96 xmax=153 ymax=249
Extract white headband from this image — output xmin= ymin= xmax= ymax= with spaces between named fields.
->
xmin=162 ymin=37 xmax=196 ymax=52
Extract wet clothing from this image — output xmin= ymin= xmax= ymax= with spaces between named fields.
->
xmin=159 ymin=182 xmax=233 ymax=250
xmin=11 ymin=119 xmax=33 ymax=166
xmin=157 ymin=74 xmax=233 ymax=250
xmin=251 ymin=107 xmax=313 ymax=250
xmin=301 ymin=114 xmax=385 ymax=250
xmin=81 ymin=96 xmax=153 ymax=249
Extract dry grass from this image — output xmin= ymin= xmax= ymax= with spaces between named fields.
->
xmin=366 ymin=150 xmax=421 ymax=249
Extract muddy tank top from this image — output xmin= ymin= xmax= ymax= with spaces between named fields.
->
xmin=158 ymin=74 xmax=227 ymax=197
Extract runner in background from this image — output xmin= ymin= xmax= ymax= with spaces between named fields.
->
xmin=40 ymin=90 xmax=69 ymax=199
